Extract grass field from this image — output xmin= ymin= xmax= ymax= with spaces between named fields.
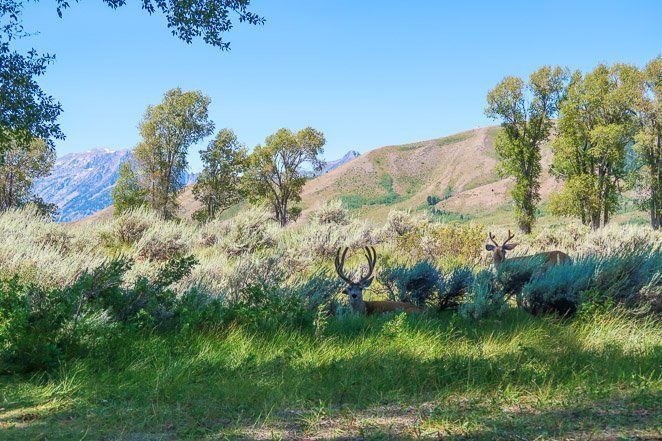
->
xmin=1 ymin=310 xmax=660 ymax=440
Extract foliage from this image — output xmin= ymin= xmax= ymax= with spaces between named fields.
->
xmin=133 ymin=88 xmax=214 ymax=218
xmin=521 ymin=246 xmax=661 ymax=315
xmin=192 ymin=129 xmax=247 ymax=221
xmin=551 ymin=63 xmax=642 ymax=229
xmin=396 ymin=219 xmax=485 ymax=264
xmin=243 ymin=127 xmax=325 ymax=226
xmin=378 ymin=261 xmax=473 ymax=310
xmin=459 ymin=269 xmax=508 ymax=320
xmin=0 ymin=255 xmax=204 ymax=373
xmin=308 ymin=199 xmax=351 ymax=226
xmin=0 ymin=137 xmax=55 ymax=211
xmin=0 ymin=2 xmax=63 ymax=152
xmin=70 ymin=0 xmax=265 ymax=50
xmin=630 ymin=56 xmax=661 ymax=229
xmin=111 ymin=161 xmax=148 ymax=216
xmin=485 ymin=66 xmax=568 ymax=233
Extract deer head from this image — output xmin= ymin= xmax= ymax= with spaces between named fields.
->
xmin=485 ymin=230 xmax=518 ymax=268
xmin=335 ymin=246 xmax=377 ymax=313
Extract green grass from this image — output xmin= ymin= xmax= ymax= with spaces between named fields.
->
xmin=435 ymin=132 xmax=472 ymax=148
xmin=1 ymin=310 xmax=660 ymax=440
xmin=339 ymin=172 xmax=405 ymax=209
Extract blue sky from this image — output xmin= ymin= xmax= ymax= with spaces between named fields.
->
xmin=15 ymin=0 xmax=662 ymax=171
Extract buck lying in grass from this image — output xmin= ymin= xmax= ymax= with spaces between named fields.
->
xmin=486 ymin=230 xmax=572 ymax=270
xmin=335 ymin=246 xmax=423 ymax=314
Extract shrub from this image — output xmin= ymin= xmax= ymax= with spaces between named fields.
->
xmin=520 ymin=247 xmax=661 ymax=316
xmin=378 ymin=261 xmax=473 ymax=310
xmin=520 ymin=259 xmax=595 ymax=316
xmin=0 ymin=255 xmax=204 ymax=373
xmin=112 ymin=209 xmax=155 ymax=244
xmin=220 ymin=206 xmax=278 ymax=255
xmin=397 ymin=221 xmax=485 ymax=264
xmin=459 ymin=270 xmax=508 ymax=320
xmin=309 ymin=200 xmax=351 ymax=226
xmin=220 ymin=284 xmax=310 ymax=330
xmin=136 ymin=224 xmax=190 ymax=262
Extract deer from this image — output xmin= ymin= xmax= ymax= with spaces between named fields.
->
xmin=485 ymin=230 xmax=572 ymax=270
xmin=335 ymin=246 xmax=424 ymax=315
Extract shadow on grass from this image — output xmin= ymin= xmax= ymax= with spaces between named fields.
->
xmin=0 ymin=311 xmax=660 ymax=440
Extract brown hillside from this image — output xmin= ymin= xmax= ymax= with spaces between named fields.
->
xmin=79 ymin=126 xmax=560 ymax=224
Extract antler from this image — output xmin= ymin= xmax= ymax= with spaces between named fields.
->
xmin=335 ymin=247 xmax=353 ymax=284
xmin=359 ymin=246 xmax=377 ymax=283
xmin=488 ymin=232 xmax=499 ymax=247
xmin=503 ymin=229 xmax=516 ymax=246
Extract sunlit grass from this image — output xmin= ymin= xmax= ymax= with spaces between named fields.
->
xmin=1 ymin=310 xmax=659 ymax=439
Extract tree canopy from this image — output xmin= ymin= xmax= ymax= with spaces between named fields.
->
xmin=192 ymin=129 xmax=247 ymax=222
xmin=485 ymin=66 xmax=568 ymax=233
xmin=133 ymin=88 xmax=214 ymax=218
xmin=243 ymin=127 xmax=325 ymax=226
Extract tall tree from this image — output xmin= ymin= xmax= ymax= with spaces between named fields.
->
xmin=631 ymin=57 xmax=661 ymax=229
xmin=485 ymin=66 xmax=568 ymax=233
xmin=550 ymin=64 xmax=641 ymax=229
xmin=0 ymin=136 xmax=55 ymax=211
xmin=192 ymin=129 xmax=247 ymax=222
xmin=133 ymin=88 xmax=214 ymax=219
xmin=111 ymin=161 xmax=148 ymax=216
xmin=243 ymin=127 xmax=325 ymax=226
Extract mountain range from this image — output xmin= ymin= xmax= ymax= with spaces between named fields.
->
xmin=34 ymin=148 xmax=361 ymax=222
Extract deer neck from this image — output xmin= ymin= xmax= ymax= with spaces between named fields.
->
xmin=493 ymin=252 xmax=505 ymax=269
xmin=350 ymin=298 xmax=367 ymax=314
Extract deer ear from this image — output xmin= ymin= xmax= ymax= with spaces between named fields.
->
xmin=485 ymin=244 xmax=495 ymax=251
xmin=503 ymin=243 xmax=518 ymax=250
xmin=342 ymin=287 xmax=350 ymax=295
xmin=360 ymin=277 xmax=374 ymax=288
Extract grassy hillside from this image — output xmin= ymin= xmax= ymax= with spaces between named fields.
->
xmin=82 ymin=126 xmax=572 ymax=225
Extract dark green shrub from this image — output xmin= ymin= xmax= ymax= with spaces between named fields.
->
xmin=0 ymin=277 xmax=73 ymax=372
xmin=0 ymin=255 xmax=205 ymax=372
xmin=378 ymin=261 xmax=473 ymax=310
xmin=520 ymin=259 xmax=595 ymax=315
xmin=220 ymin=284 xmax=311 ymax=330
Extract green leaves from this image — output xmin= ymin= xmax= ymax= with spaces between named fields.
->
xmin=243 ymin=127 xmax=326 ymax=226
xmin=486 ymin=66 xmax=568 ymax=233
xmin=131 ymin=88 xmax=214 ymax=219
xmin=192 ymin=128 xmax=247 ymax=221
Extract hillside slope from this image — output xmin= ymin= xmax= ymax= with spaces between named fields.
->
xmin=300 ymin=126 xmax=558 ymax=221
xmin=81 ymin=126 xmax=560 ymax=223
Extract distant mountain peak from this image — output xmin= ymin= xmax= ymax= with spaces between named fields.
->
xmin=319 ymin=150 xmax=361 ymax=175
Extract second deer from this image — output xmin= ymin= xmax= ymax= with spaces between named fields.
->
xmin=335 ymin=246 xmax=423 ymax=314
xmin=485 ymin=230 xmax=572 ymax=270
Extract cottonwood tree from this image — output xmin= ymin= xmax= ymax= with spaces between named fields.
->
xmin=485 ymin=66 xmax=568 ymax=233
xmin=631 ymin=57 xmax=661 ymax=229
xmin=192 ymin=129 xmax=247 ymax=222
xmin=111 ymin=161 xmax=148 ymax=216
xmin=0 ymin=136 xmax=55 ymax=211
xmin=243 ymin=127 xmax=325 ymax=226
xmin=550 ymin=64 xmax=641 ymax=229
xmin=133 ymin=88 xmax=214 ymax=219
